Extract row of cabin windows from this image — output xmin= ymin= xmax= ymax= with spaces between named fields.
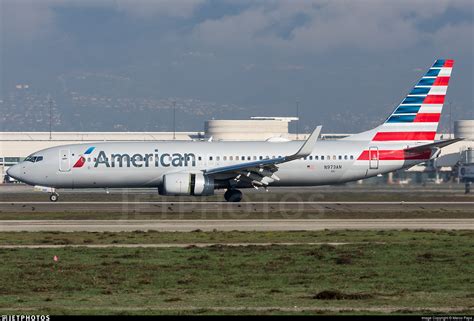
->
xmin=201 ymin=155 xmax=355 ymax=161
xmin=304 ymin=155 xmax=354 ymax=161
xmin=201 ymin=155 xmax=280 ymax=161
xmin=84 ymin=155 xmax=355 ymax=163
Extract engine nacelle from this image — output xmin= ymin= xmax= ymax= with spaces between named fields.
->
xmin=160 ymin=172 xmax=214 ymax=196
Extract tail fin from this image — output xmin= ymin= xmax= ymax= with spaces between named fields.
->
xmin=348 ymin=59 xmax=454 ymax=143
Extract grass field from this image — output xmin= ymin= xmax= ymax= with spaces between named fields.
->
xmin=0 ymin=230 xmax=472 ymax=315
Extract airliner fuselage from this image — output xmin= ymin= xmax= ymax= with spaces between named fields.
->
xmin=6 ymin=59 xmax=456 ymax=202
xmin=9 ymin=139 xmax=414 ymax=188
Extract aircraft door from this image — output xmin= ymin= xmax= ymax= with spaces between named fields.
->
xmin=59 ymin=149 xmax=71 ymax=172
xmin=369 ymin=146 xmax=379 ymax=170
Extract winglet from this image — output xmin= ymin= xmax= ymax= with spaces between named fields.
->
xmin=287 ymin=125 xmax=321 ymax=160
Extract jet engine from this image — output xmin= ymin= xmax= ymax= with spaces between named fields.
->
xmin=160 ymin=172 xmax=214 ymax=196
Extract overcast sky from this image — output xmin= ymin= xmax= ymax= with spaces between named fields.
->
xmin=1 ymin=0 xmax=473 ymax=132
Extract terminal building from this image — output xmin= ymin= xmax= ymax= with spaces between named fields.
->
xmin=1 ymin=117 xmax=473 ymax=185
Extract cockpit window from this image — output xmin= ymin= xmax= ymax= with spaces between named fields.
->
xmin=24 ymin=155 xmax=43 ymax=163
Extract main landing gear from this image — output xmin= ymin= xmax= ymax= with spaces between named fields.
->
xmin=224 ymin=189 xmax=243 ymax=202
xmin=49 ymin=192 xmax=59 ymax=202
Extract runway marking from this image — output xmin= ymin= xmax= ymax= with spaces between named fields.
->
xmin=1 ymin=201 xmax=474 ymax=205
xmin=0 ymin=242 xmax=381 ymax=249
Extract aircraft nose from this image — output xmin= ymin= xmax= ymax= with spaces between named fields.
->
xmin=6 ymin=164 xmax=21 ymax=180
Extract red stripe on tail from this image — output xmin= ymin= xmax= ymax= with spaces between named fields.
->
xmin=444 ymin=60 xmax=454 ymax=67
xmin=433 ymin=76 xmax=450 ymax=86
xmin=414 ymin=113 xmax=441 ymax=122
xmin=373 ymin=132 xmax=436 ymax=141
xmin=423 ymin=95 xmax=445 ymax=104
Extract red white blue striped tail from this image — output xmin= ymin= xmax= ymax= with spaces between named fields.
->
xmin=374 ymin=59 xmax=454 ymax=143
xmin=347 ymin=59 xmax=454 ymax=144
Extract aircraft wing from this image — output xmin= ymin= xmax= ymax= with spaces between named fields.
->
xmin=203 ymin=126 xmax=322 ymax=187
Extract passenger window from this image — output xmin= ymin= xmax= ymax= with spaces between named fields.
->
xmin=216 ymin=156 xmax=220 ymax=161
xmin=209 ymin=156 xmax=213 ymax=161
xmin=309 ymin=156 xmax=313 ymax=160
xmin=350 ymin=155 xmax=354 ymax=160
xmin=198 ymin=156 xmax=202 ymax=161
xmin=223 ymin=156 xmax=227 ymax=161
xmin=338 ymin=155 xmax=342 ymax=160
xmin=321 ymin=156 xmax=325 ymax=160
xmin=253 ymin=156 xmax=257 ymax=160
xmin=259 ymin=156 xmax=263 ymax=160
xmin=247 ymin=156 xmax=251 ymax=161
xmin=229 ymin=156 xmax=233 ymax=161
xmin=315 ymin=156 xmax=319 ymax=160
xmin=333 ymin=155 xmax=336 ymax=160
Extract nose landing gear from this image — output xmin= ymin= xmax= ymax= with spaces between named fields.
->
xmin=224 ymin=189 xmax=243 ymax=202
xmin=34 ymin=186 xmax=59 ymax=202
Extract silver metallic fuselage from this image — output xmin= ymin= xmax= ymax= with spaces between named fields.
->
xmin=8 ymin=139 xmax=420 ymax=189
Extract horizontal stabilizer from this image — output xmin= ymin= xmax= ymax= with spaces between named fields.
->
xmin=404 ymin=138 xmax=463 ymax=152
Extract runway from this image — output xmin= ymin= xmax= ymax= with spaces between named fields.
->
xmin=1 ymin=201 xmax=473 ymax=214
xmin=1 ymin=219 xmax=473 ymax=232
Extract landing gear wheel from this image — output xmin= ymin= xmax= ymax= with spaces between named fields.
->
xmin=224 ymin=189 xmax=232 ymax=201
xmin=49 ymin=193 xmax=59 ymax=202
xmin=224 ymin=189 xmax=243 ymax=202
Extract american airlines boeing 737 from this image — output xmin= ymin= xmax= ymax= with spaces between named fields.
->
xmin=7 ymin=59 xmax=460 ymax=202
